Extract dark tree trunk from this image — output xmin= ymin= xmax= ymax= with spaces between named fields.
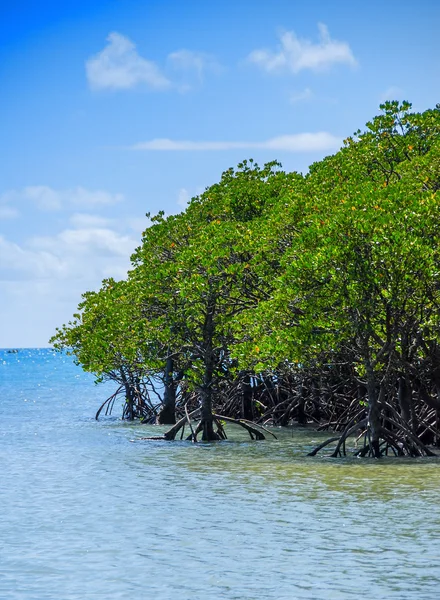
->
xmin=200 ymin=292 xmax=219 ymax=441
xmin=312 ymin=379 xmax=322 ymax=421
xmin=432 ymin=371 xmax=440 ymax=446
xmin=398 ymin=375 xmax=412 ymax=427
xmin=357 ymin=381 xmax=367 ymax=403
xmin=124 ymin=382 xmax=135 ymax=420
xmin=297 ymin=384 xmax=307 ymax=425
xmin=241 ymin=372 xmax=254 ymax=420
xmin=157 ymin=356 xmax=176 ymax=424
xmin=366 ymin=359 xmax=381 ymax=458
xmin=200 ymin=386 xmax=217 ymax=440
xmin=120 ymin=369 xmax=135 ymax=420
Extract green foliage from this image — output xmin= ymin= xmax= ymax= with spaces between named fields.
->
xmin=234 ymin=102 xmax=440 ymax=380
xmin=51 ymin=102 xmax=440 ymax=424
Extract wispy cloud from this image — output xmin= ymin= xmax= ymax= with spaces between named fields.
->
xmin=0 ymin=227 xmax=137 ymax=282
xmin=177 ymin=188 xmax=191 ymax=208
xmin=168 ymin=50 xmax=222 ymax=83
xmin=0 ymin=188 xmax=143 ymax=345
xmin=131 ymin=132 xmax=341 ymax=152
xmin=31 ymin=228 xmax=136 ymax=259
xmin=380 ymin=86 xmax=405 ymax=102
xmin=19 ymin=186 xmax=62 ymax=210
xmin=65 ymin=187 xmax=124 ymax=207
xmin=0 ymin=205 xmax=19 ymax=219
xmin=86 ymin=32 xmax=171 ymax=90
xmin=248 ymin=23 xmax=357 ymax=74
xmin=0 ymin=234 xmax=65 ymax=279
xmin=125 ymin=216 xmax=151 ymax=234
xmin=69 ymin=213 xmax=113 ymax=228
xmin=1 ymin=186 xmax=124 ymax=211
xmin=290 ymin=87 xmax=313 ymax=103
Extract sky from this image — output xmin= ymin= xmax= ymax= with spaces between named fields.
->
xmin=0 ymin=0 xmax=439 ymax=347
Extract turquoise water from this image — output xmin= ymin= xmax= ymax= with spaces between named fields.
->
xmin=1 ymin=349 xmax=440 ymax=599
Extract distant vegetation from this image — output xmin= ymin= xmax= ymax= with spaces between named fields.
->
xmin=51 ymin=101 xmax=440 ymax=457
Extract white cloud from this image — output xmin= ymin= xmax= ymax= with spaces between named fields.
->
xmin=86 ymin=32 xmax=171 ymax=90
xmin=0 ymin=205 xmax=19 ymax=219
xmin=0 ymin=226 xmax=137 ymax=289
xmin=177 ymin=188 xmax=190 ymax=208
xmin=0 ymin=235 xmax=65 ymax=279
xmin=24 ymin=186 xmax=63 ymax=210
xmin=248 ymin=23 xmax=357 ymax=74
xmin=126 ymin=216 xmax=151 ymax=234
xmin=0 ymin=279 xmax=82 ymax=347
xmin=0 ymin=188 xmax=142 ymax=346
xmin=2 ymin=186 xmax=62 ymax=211
xmin=168 ymin=49 xmax=221 ymax=82
xmin=66 ymin=187 xmax=124 ymax=207
xmin=69 ymin=213 xmax=113 ymax=228
xmin=380 ymin=86 xmax=405 ymax=102
xmin=131 ymin=132 xmax=341 ymax=152
xmin=0 ymin=186 xmax=124 ymax=212
xmin=290 ymin=87 xmax=313 ymax=103
xmin=30 ymin=228 xmax=136 ymax=261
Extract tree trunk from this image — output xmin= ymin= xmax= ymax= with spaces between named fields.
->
xmin=200 ymin=386 xmax=217 ymax=440
xmin=120 ymin=369 xmax=135 ymax=420
xmin=157 ymin=356 xmax=176 ymax=424
xmin=398 ymin=375 xmax=412 ymax=427
xmin=433 ymin=374 xmax=440 ymax=447
xmin=365 ymin=359 xmax=381 ymax=458
xmin=312 ymin=379 xmax=322 ymax=422
xmin=426 ymin=353 xmax=440 ymax=445
xmin=200 ymin=292 xmax=219 ymax=441
xmin=297 ymin=383 xmax=307 ymax=425
xmin=241 ymin=372 xmax=254 ymax=420
xmin=124 ymin=382 xmax=135 ymax=420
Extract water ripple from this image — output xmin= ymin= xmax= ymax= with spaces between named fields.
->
xmin=1 ymin=350 xmax=440 ymax=599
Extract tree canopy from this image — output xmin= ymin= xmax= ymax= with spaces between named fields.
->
xmin=51 ymin=102 xmax=440 ymax=455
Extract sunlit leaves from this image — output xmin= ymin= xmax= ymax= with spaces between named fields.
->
xmin=52 ymin=102 xmax=440 ymax=401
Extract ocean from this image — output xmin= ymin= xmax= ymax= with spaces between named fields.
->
xmin=1 ymin=348 xmax=440 ymax=599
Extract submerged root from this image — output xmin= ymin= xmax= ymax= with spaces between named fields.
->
xmin=214 ymin=417 xmax=228 ymax=440
xmin=136 ymin=409 xmax=277 ymax=442
xmin=307 ymin=436 xmax=340 ymax=457
xmin=309 ymin=419 xmax=438 ymax=458
xmin=330 ymin=416 xmax=368 ymax=458
xmin=308 ymin=397 xmax=438 ymax=458
xmin=164 ymin=408 xmax=201 ymax=440
xmin=213 ymin=414 xmax=266 ymax=440
xmin=185 ymin=403 xmax=197 ymax=442
xmin=96 ymin=384 xmax=159 ymax=423
xmin=136 ymin=408 xmax=201 ymax=441
xmin=95 ymin=386 xmax=123 ymax=420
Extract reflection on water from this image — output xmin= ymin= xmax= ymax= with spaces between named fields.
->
xmin=1 ymin=350 xmax=440 ymax=599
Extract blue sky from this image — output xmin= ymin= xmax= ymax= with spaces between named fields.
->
xmin=1 ymin=0 xmax=439 ymax=347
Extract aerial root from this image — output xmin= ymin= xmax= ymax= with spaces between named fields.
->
xmin=308 ymin=397 xmax=438 ymax=458
xmin=136 ymin=408 xmax=201 ymax=441
xmin=211 ymin=414 xmax=265 ymax=440
xmin=96 ymin=384 xmax=159 ymax=423
xmin=186 ymin=420 xmax=204 ymax=442
xmin=95 ymin=386 xmax=123 ymax=420
xmin=135 ymin=409 xmax=276 ymax=442
xmin=307 ymin=411 xmax=367 ymax=457
xmin=308 ymin=417 xmax=438 ymax=458
xmin=164 ymin=408 xmax=201 ymax=440
xmin=185 ymin=403 xmax=197 ymax=442
xmin=307 ymin=436 xmax=341 ymax=457
xmin=330 ymin=416 xmax=368 ymax=458
xmin=214 ymin=417 xmax=228 ymax=440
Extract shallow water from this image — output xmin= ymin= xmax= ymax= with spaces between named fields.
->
xmin=1 ymin=349 xmax=440 ymax=599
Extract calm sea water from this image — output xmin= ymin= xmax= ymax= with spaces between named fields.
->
xmin=1 ymin=349 xmax=440 ymax=600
